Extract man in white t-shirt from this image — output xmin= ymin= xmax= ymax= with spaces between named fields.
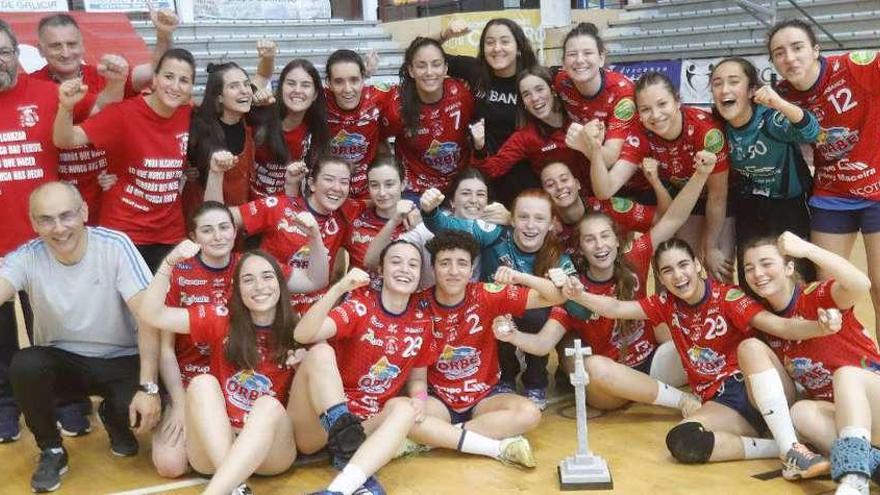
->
xmin=0 ymin=181 xmax=161 ymax=493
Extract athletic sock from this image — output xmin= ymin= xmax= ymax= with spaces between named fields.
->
xmin=457 ymin=429 xmax=502 ymax=458
xmin=748 ymin=369 xmax=798 ymax=455
xmin=840 ymin=426 xmax=871 ymax=442
xmin=839 ymin=473 xmax=870 ymax=494
xmin=652 ymin=382 xmax=687 ymax=409
xmin=741 ymin=436 xmax=780 ymax=459
xmin=320 ymin=402 xmax=350 ymax=433
xmin=327 ymin=464 xmax=368 ymax=495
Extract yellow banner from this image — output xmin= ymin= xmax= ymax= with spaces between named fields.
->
xmin=441 ymin=10 xmax=544 ymax=57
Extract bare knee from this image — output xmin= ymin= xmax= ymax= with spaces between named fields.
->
xmin=736 ymin=338 xmax=772 ymax=372
xmin=251 ymin=395 xmax=286 ymax=422
xmin=585 ymin=356 xmax=616 ymax=385
xmin=790 ymin=400 xmax=817 ymax=434
xmin=384 ymin=397 xmax=417 ymax=423
xmin=515 ymin=399 xmax=542 ymax=432
xmin=153 ymin=454 xmax=189 ymax=479
xmin=187 ymin=374 xmax=221 ymax=396
xmin=303 ymin=342 xmax=338 ymax=372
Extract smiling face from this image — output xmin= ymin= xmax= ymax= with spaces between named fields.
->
xmin=38 ymin=24 xmax=83 ymax=80
xmin=367 ymin=164 xmax=403 ymax=213
xmin=238 ymin=255 xmax=281 ymax=314
xmin=408 ymin=44 xmax=447 ymax=100
xmin=711 ymin=61 xmax=754 ymax=125
xmin=519 ymin=74 xmax=555 ymax=121
xmin=562 ymin=34 xmax=605 ymax=87
xmin=218 ymin=68 xmax=253 ymax=120
xmin=482 ymin=23 xmax=518 ymax=77
xmin=656 ymin=247 xmax=703 ymax=302
xmin=769 ymin=26 xmax=820 ymax=90
xmin=281 ymin=66 xmax=318 ymax=115
xmin=742 ymin=243 xmax=793 ymax=300
xmin=30 ymin=183 xmax=88 ymax=262
xmin=451 ymin=177 xmax=489 ymax=220
xmin=152 ymin=57 xmax=194 ymax=110
xmin=191 ymin=209 xmax=236 ymax=262
xmin=541 ymin=162 xmax=581 ymax=209
xmin=380 ymin=242 xmax=422 ymax=295
xmin=636 ymin=83 xmax=682 ymax=139
xmin=432 ymin=247 xmax=472 ymax=296
xmin=512 ymin=196 xmax=553 ymax=253
xmin=327 ymin=61 xmax=364 ymax=111
xmin=308 ymin=161 xmax=351 ymax=214
xmin=578 ymin=216 xmax=619 ymax=273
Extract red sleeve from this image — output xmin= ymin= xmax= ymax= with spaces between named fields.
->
xmin=605 ymin=80 xmax=636 ymax=141
xmin=341 ymin=199 xmax=368 ymax=223
xmin=637 ymin=294 xmax=667 ymax=327
xmin=238 ymin=196 xmax=280 ymax=235
xmin=844 ymin=51 xmax=880 ymax=95
xmin=165 ymin=266 xmax=182 ymax=306
xmin=723 ymin=287 xmax=764 ymax=334
xmin=187 ymin=305 xmax=228 ymax=347
xmin=415 ymin=328 xmax=439 ymax=367
xmin=618 ymin=129 xmax=649 ymax=165
xmin=697 ymin=118 xmax=730 ymax=174
xmin=549 ymin=305 xmax=574 ymax=328
xmin=598 ymin=197 xmax=656 ymax=233
xmin=808 ymin=279 xmax=838 ymax=308
xmin=79 ymin=100 xmax=125 ymax=155
xmin=477 ymin=129 xmax=532 ymax=178
xmin=329 ymin=297 xmax=364 ymax=340
xmin=483 ymin=283 xmax=530 ymax=318
xmin=625 ymin=233 xmax=654 ymax=276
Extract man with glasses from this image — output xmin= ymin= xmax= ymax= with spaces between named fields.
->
xmin=0 ymin=181 xmax=160 ymax=493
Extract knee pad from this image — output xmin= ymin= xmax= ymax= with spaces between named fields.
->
xmin=871 ymin=447 xmax=880 ymax=485
xmin=665 ymin=422 xmax=714 ymax=464
xmin=326 ymin=412 xmax=366 ymax=470
xmin=831 ymin=436 xmax=872 ymax=481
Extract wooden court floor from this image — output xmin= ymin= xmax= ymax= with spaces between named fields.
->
xmin=1 ymin=238 xmax=876 ymax=495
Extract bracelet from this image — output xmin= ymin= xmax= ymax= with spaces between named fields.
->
xmin=414 ymin=390 xmax=428 ymax=401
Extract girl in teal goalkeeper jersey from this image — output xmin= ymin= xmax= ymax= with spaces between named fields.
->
xmin=420 ymin=187 xmax=576 ymax=409
xmin=709 ymin=57 xmax=819 ymax=285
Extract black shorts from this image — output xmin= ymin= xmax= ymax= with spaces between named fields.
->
xmin=810 ymin=202 xmax=880 ymax=234
xmin=710 ymin=373 xmax=767 ymax=435
xmin=631 ymin=348 xmax=656 ymax=376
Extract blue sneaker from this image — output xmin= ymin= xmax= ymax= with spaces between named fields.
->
xmin=353 ymin=476 xmax=386 ymax=495
xmin=56 ymin=402 xmax=91 ymax=437
xmin=0 ymin=404 xmax=21 ymax=443
xmin=492 ymin=381 xmax=516 ymax=395
xmin=523 ymin=387 xmax=547 ymax=411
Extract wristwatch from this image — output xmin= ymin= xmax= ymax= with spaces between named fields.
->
xmin=138 ymin=382 xmax=160 ymax=395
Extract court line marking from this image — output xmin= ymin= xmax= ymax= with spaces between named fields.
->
xmin=107 ymin=477 xmax=208 ymax=495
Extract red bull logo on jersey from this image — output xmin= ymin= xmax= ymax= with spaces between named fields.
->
xmin=686 ymin=345 xmax=725 ymax=375
xmin=225 ymin=369 xmax=274 ymax=411
xmin=786 ymin=357 xmax=832 ymax=392
xmin=330 ymin=130 xmax=368 ymax=164
xmin=423 ymin=140 xmax=461 ymax=174
xmin=817 ymin=127 xmax=859 ymax=161
xmin=358 ymin=356 xmax=402 ymax=394
xmin=436 ymin=345 xmax=481 ymax=380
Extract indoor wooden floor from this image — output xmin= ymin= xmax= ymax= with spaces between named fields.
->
xmin=2 ymin=238 xmax=876 ymax=495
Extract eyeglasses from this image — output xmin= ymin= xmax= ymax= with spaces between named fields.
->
xmin=34 ymin=206 xmax=82 ymax=229
xmin=0 ymin=48 xmax=17 ymax=61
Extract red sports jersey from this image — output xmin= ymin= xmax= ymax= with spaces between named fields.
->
xmin=167 ymin=253 xmax=241 ymax=386
xmin=329 ymin=290 xmax=436 ymax=419
xmin=345 ymin=208 xmax=406 ymax=289
xmin=474 ymin=118 xmax=591 ymax=191
xmin=188 ymin=304 xmax=296 ymax=429
xmin=763 ymin=279 xmax=880 ymax=400
xmin=619 ymin=106 xmax=729 ymax=194
xmin=777 ymin=52 xmax=880 ymax=200
xmin=638 ymin=280 xmax=763 ymax=400
xmin=80 ymin=96 xmax=190 ymax=245
xmin=383 ymin=78 xmax=474 ymax=193
xmin=326 ymin=85 xmax=393 ymax=199
xmin=552 ymin=234 xmax=655 ymax=367
xmin=557 ymin=196 xmax=656 ymax=254
xmin=554 ymin=69 xmax=637 ymax=141
xmin=31 ymin=64 xmax=139 ymax=221
xmin=239 ymin=194 xmax=366 ymax=312
xmin=251 ymin=122 xmax=310 ymax=199
xmin=426 ymin=282 xmax=530 ymax=411
xmin=0 ymin=74 xmax=77 ymax=255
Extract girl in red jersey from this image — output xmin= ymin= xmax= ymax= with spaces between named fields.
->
xmin=53 ymin=48 xmax=196 ymax=272
xmin=767 ymin=19 xmax=880 ymax=337
xmin=436 ymin=17 xmax=542 ymax=205
xmin=556 ymin=23 xmax=637 ymax=169
xmin=250 ymin=54 xmax=330 ymax=199
xmin=297 ymin=242 xmax=536 ymax=495
xmin=737 ymin=232 xmax=879 ymax=482
xmin=495 ymin=156 xmax=716 ymax=415
xmin=383 ymin=37 xmax=475 ymax=194
xmin=140 ymin=244 xmax=308 ymax=495
xmin=579 ymin=72 xmax=735 ymax=283
xmin=324 ymin=49 xmax=392 ymax=199
xmin=206 ymin=155 xmax=363 ymax=313
xmin=565 ymin=238 xmax=839 ymax=465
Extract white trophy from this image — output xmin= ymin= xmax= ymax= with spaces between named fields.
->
xmin=558 ymin=339 xmax=613 ymax=490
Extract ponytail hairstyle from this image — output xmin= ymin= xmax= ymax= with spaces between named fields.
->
xmin=574 ymin=211 xmax=639 ymax=363
xmin=189 ymin=62 xmax=248 ymax=179
xmin=226 ymin=250 xmax=298 ymax=369
xmin=252 ymin=59 xmax=330 ymax=169
xmin=511 ymin=189 xmax=563 ymax=277
xmin=399 ymin=37 xmax=447 ymax=137
xmin=474 ymin=18 xmax=537 ymax=97
xmin=515 ymin=64 xmax=564 ymax=137
xmin=562 ymin=22 xmax=607 ymax=56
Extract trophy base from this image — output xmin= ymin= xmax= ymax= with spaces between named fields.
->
xmin=558 ymin=456 xmax=613 ymax=491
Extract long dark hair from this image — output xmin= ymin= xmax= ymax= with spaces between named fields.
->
xmin=399 ymin=37 xmax=446 ymax=137
xmin=226 ymin=251 xmax=298 ymax=369
xmin=252 ymin=59 xmax=330 ymax=168
xmin=512 ymin=189 xmax=563 ymax=277
xmin=515 ymin=65 xmax=564 ymax=137
xmin=473 ymin=18 xmax=537 ymax=96
xmin=574 ymin=211 xmax=639 ymax=362
xmin=189 ymin=62 xmax=247 ymax=178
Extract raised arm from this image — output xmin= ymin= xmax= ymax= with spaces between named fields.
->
xmin=364 ymin=200 xmax=416 ymax=271
xmin=493 ymin=266 xmax=565 ymax=309
xmin=133 ymin=241 xmax=201 ymax=334
xmin=642 ymin=158 xmax=672 ymax=218
xmin=294 ymin=268 xmax=370 ymax=344
xmin=649 ymin=153 xmax=714 ymax=244
xmin=701 ymin=165 xmax=732 ymax=283
xmin=750 ymin=309 xmax=840 ymax=341
xmin=253 ymin=40 xmax=277 ymax=89
xmin=752 ymin=85 xmax=819 ymax=142
xmin=776 ymin=232 xmax=871 ymax=309
xmin=132 ymin=5 xmax=179 ymax=91
xmin=420 ymin=188 xmax=504 ymax=248
xmin=92 ymin=55 xmax=130 ymax=112
xmin=203 ymin=151 xmax=245 ymax=226
xmin=562 ymin=276 xmax=647 ymax=320
xmin=569 ymin=121 xmax=637 ymax=200
xmin=286 ymin=212 xmax=331 ymax=293
xmin=494 ymin=315 xmax=567 ymax=357
xmin=54 ymin=79 xmax=92 ymax=148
